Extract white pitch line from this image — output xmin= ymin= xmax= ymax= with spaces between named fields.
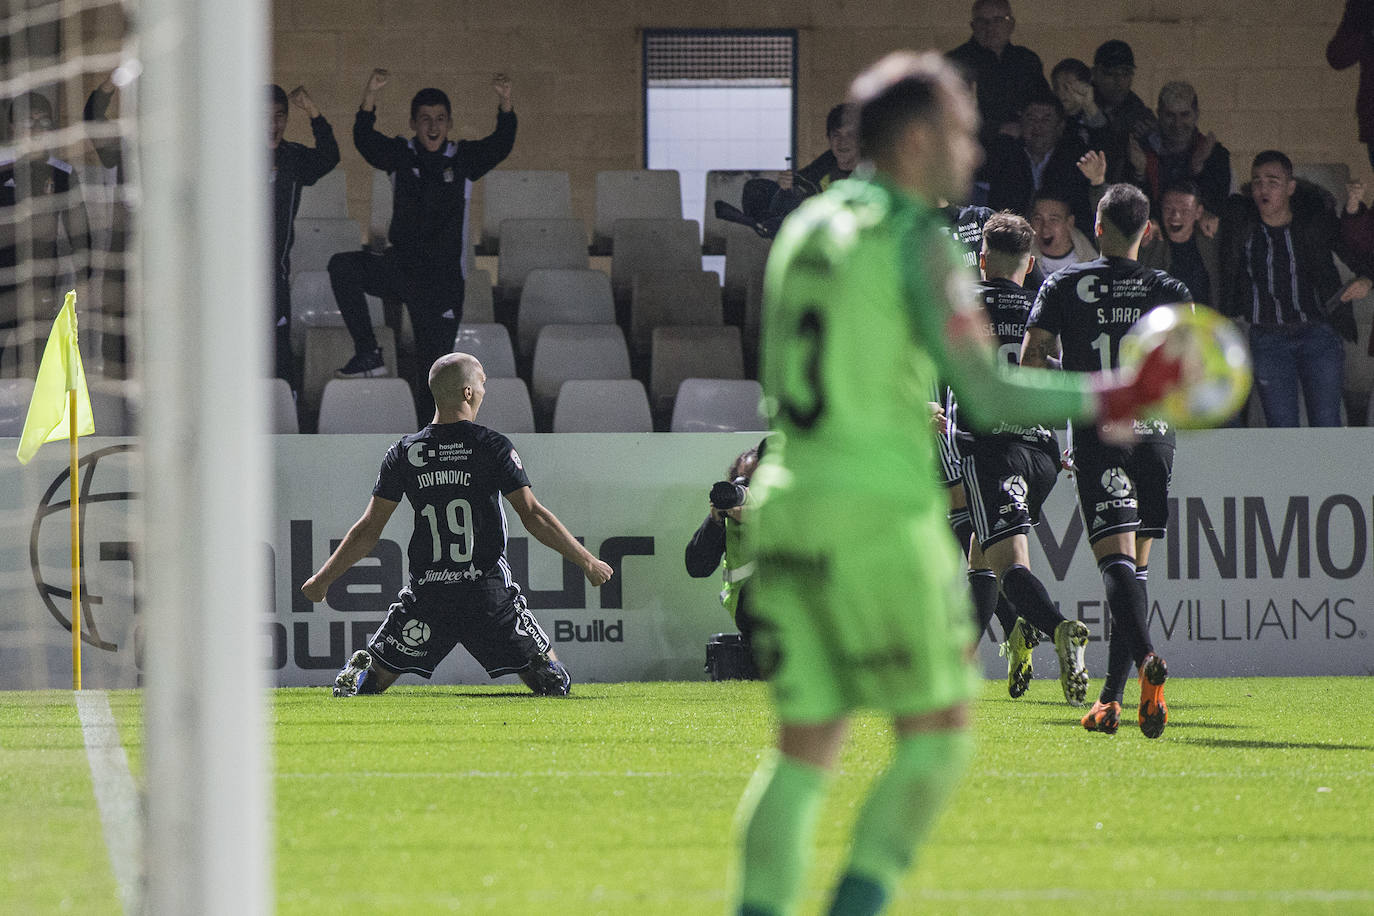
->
xmin=913 ymin=888 xmax=1374 ymax=904
xmin=278 ymin=769 xmax=680 ymax=779
xmin=76 ymin=691 xmax=144 ymax=916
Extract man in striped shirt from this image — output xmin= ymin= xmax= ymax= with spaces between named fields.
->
xmin=1218 ymin=150 xmax=1372 ymax=426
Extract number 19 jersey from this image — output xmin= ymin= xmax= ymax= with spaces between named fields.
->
xmin=373 ymin=420 xmax=531 ymax=590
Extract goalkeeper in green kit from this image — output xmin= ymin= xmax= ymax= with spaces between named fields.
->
xmin=733 ymin=51 xmax=1186 ymax=916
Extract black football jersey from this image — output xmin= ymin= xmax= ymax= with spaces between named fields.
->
xmin=951 ymin=278 xmax=1056 ymax=448
xmin=1028 ymin=255 xmax=1192 ymax=441
xmin=373 ymin=420 xmax=531 ymax=589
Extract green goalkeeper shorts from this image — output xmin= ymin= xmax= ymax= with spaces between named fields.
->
xmin=749 ymin=492 xmax=979 ymax=724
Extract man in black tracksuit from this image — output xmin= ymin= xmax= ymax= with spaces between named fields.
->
xmin=329 ymin=69 xmax=515 ymax=422
xmin=271 ymin=84 xmax=339 ymax=389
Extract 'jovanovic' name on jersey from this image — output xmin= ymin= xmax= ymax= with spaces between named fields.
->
xmin=374 ymin=421 xmax=531 ymax=589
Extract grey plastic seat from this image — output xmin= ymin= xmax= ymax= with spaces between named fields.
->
xmin=610 ymin=218 xmax=701 ymax=303
xmin=476 ymin=377 xmax=535 ymax=433
xmin=517 ymin=269 xmax=615 ymax=359
xmin=497 ymin=218 xmax=590 ymax=301
xmin=0 ymin=377 xmax=35 ymax=436
xmin=670 ymin=378 xmax=767 ymax=432
xmin=530 ymin=323 xmax=631 ymax=423
xmin=554 ymin=379 xmax=653 ymax=432
xmin=317 ymin=378 xmax=418 ymax=434
xmin=649 ymin=325 xmax=745 ymax=415
xmin=479 ymin=170 xmax=573 ymax=254
xmin=593 ymin=169 xmax=682 ymax=254
xmin=288 ymin=218 xmax=363 ymax=278
xmin=266 ymin=378 xmax=299 ymax=434
xmin=295 ymin=169 xmax=348 ymax=220
xmin=629 ymin=269 xmax=722 ymax=359
xmin=453 ymin=323 xmax=518 ymax=378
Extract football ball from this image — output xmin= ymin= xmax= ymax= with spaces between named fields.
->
xmin=1119 ymin=304 xmax=1252 ymax=428
xmin=400 ymin=618 xmax=431 ymax=647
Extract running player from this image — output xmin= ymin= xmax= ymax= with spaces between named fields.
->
xmin=734 ymin=51 xmax=1186 ymax=916
xmin=953 ymin=211 xmax=1090 ymax=705
xmin=301 ymin=352 xmax=613 ymax=697
xmin=1022 ymin=182 xmax=1191 ymax=738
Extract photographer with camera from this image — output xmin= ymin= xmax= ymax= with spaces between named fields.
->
xmin=685 ymin=441 xmax=765 ymax=679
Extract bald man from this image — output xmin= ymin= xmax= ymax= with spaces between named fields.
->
xmin=304 ymin=352 xmax=613 ymax=697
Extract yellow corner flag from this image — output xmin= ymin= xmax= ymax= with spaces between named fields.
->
xmin=16 ymin=291 xmax=94 ymax=465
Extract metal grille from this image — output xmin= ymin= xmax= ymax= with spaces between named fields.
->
xmin=645 ymin=32 xmax=794 ymax=86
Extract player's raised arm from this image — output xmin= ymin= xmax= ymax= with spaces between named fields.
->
xmin=301 ymin=496 xmax=399 ymax=602
xmin=504 ymin=487 xmax=613 ymax=586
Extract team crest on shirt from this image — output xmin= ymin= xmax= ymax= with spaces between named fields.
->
xmin=510 ymin=449 xmax=523 ymax=469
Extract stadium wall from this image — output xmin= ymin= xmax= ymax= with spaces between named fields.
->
xmin=2 ymin=430 xmax=1371 ymax=689
xmin=268 ymin=0 xmax=1367 ymax=246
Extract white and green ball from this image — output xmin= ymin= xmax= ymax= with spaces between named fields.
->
xmin=1119 ymin=304 xmax=1253 ymax=428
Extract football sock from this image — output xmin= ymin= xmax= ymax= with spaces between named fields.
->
xmin=948 ymin=508 xmax=974 ymax=560
xmin=1100 ymin=625 xmax=1132 ymax=705
xmin=1000 ymin=564 xmax=1065 ymax=638
xmin=968 ymin=569 xmax=1000 ymax=638
xmin=1098 ymin=553 xmax=1152 ymax=664
xmin=736 ymin=751 xmax=829 ymax=916
xmin=993 ymin=593 xmax=1019 ymax=642
xmin=832 ymin=730 xmax=973 ymax=915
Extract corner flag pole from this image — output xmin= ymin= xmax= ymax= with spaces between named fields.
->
xmin=69 ymin=386 xmax=81 ymax=691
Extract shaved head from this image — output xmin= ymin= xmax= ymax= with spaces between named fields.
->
xmin=429 ymin=352 xmax=485 ymax=410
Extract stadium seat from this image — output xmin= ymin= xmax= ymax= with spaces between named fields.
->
xmin=649 ymin=325 xmax=745 ymax=417
xmin=670 ymin=378 xmax=767 ymax=432
xmin=530 ymin=324 xmax=631 ymax=424
xmin=464 ymin=267 xmax=495 ymax=324
xmin=0 ymin=377 xmax=35 ymax=436
xmin=702 ymin=169 xmax=772 ymax=255
xmin=288 ymin=218 xmax=363 ymax=278
xmin=496 ymin=218 xmax=590 ymax=302
xmin=478 ymin=170 xmax=573 ymax=255
xmin=724 ymin=229 xmax=771 ymax=322
xmin=593 ymin=169 xmax=682 ymax=254
xmin=553 ymin=379 xmax=653 ymax=432
xmin=300 ymin=320 xmax=397 ymax=429
xmin=317 ymin=378 xmax=418 ymax=434
xmin=295 ymin=169 xmax=349 ymax=220
xmin=266 ymin=378 xmax=299 ymax=434
xmin=476 ymin=377 xmax=535 ymax=433
xmin=629 ymin=269 xmax=723 ymax=360
xmin=516 ymin=268 xmax=615 ymax=359
xmin=610 ymin=218 xmax=701 ymax=304
xmin=453 ymin=322 xmax=518 ymax=378
xmin=288 ymin=270 xmax=384 ymax=356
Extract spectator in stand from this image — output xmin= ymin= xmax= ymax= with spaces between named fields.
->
xmin=1340 ymin=175 xmax=1374 ymax=360
xmin=329 ymin=69 xmax=515 ymax=423
xmin=1051 ymin=57 xmax=1109 ymax=152
xmin=270 ymin=83 xmax=339 ymax=391
xmin=1 ymin=92 xmax=91 ymax=373
xmin=738 ymin=104 xmax=857 ymax=236
xmin=1030 ymin=193 xmax=1096 ymax=280
xmin=1140 ymin=81 xmax=1231 ymax=217
xmin=1219 ymin=150 xmax=1372 ymax=427
xmin=981 ymin=90 xmax=1092 ymax=230
xmin=1091 ymin=40 xmax=1157 ymax=185
xmin=84 ymin=68 xmax=133 ymax=379
xmin=946 ymin=0 xmax=1050 ymax=148
xmin=1139 ymin=180 xmax=1220 ymax=309
xmin=1327 ymin=0 xmax=1374 ymax=170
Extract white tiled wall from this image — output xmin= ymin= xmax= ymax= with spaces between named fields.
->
xmin=647 ymin=85 xmax=793 ymax=239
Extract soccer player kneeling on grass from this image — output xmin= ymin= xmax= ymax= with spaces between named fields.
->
xmin=301 ymin=353 xmax=613 ymax=697
xmin=735 ymin=52 xmax=1187 ymax=916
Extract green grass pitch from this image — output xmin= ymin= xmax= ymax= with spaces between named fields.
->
xmin=2 ymin=678 xmax=1372 ymax=914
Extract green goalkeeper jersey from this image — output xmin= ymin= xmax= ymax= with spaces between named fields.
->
xmin=756 ymin=172 xmax=1098 ymax=510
